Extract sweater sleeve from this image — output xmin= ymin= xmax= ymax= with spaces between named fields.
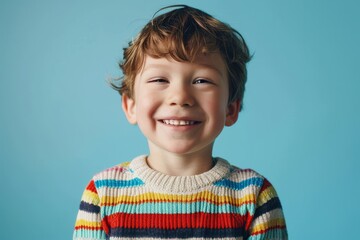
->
xmin=73 ymin=179 xmax=107 ymax=240
xmin=247 ymin=178 xmax=288 ymax=240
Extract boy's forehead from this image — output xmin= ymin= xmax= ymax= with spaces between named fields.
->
xmin=140 ymin=52 xmax=227 ymax=77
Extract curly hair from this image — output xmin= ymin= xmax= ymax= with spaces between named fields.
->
xmin=111 ymin=5 xmax=251 ymax=111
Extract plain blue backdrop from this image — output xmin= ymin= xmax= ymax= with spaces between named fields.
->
xmin=1 ymin=0 xmax=359 ymax=239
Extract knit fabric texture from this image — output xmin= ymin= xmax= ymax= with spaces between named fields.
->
xmin=73 ymin=155 xmax=288 ymax=239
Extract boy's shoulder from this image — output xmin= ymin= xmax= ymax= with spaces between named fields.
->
xmin=219 ymin=160 xmax=267 ymax=187
xmin=230 ymin=164 xmax=261 ymax=174
xmin=91 ymin=155 xmax=148 ymax=183
xmin=92 ymin=159 xmax=134 ymax=182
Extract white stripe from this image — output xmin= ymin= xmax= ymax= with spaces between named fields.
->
xmin=76 ymin=210 xmax=101 ymax=221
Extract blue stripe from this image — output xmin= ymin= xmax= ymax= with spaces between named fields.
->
xmin=95 ymin=178 xmax=144 ymax=188
xmin=213 ymin=177 xmax=263 ymax=190
xmin=253 ymin=197 xmax=281 ymax=219
xmin=102 ymin=201 xmax=255 ymax=215
xmin=79 ymin=201 xmax=100 ymax=214
xmin=110 ymin=228 xmax=244 ymax=238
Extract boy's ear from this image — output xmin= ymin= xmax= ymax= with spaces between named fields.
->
xmin=225 ymin=100 xmax=241 ymax=126
xmin=121 ymin=94 xmax=137 ymax=124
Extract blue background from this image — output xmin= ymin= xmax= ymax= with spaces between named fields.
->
xmin=1 ymin=0 xmax=359 ymax=239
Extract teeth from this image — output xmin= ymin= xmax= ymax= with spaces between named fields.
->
xmin=162 ymin=120 xmax=196 ymax=126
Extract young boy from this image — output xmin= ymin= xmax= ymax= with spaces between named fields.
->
xmin=73 ymin=5 xmax=288 ymax=240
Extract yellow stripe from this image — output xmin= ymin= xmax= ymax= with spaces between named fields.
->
xmin=252 ymin=218 xmax=286 ymax=232
xmin=75 ymin=219 xmax=102 ymax=228
xmin=82 ymin=190 xmax=100 ymax=205
xmin=117 ymin=162 xmax=130 ymax=167
xmin=257 ymin=186 xmax=278 ymax=206
xmin=100 ymin=191 xmax=256 ymax=206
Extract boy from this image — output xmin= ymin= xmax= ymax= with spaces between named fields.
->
xmin=73 ymin=5 xmax=288 ymax=240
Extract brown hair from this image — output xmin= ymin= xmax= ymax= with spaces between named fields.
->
xmin=112 ymin=5 xmax=251 ymax=111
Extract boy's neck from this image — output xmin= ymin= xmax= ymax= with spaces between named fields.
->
xmin=146 ymin=148 xmax=214 ymax=176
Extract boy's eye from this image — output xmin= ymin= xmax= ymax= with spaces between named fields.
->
xmin=148 ymin=78 xmax=168 ymax=83
xmin=193 ymin=78 xmax=212 ymax=84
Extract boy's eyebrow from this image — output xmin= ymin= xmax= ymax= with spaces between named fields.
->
xmin=139 ymin=64 xmax=165 ymax=77
xmin=199 ymin=63 xmax=226 ymax=78
xmin=141 ymin=63 xmax=166 ymax=72
xmin=141 ymin=63 xmax=226 ymax=78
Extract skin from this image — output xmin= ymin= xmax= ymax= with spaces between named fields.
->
xmin=122 ymin=52 xmax=240 ymax=176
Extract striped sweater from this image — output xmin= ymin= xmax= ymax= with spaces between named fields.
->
xmin=73 ymin=155 xmax=287 ymax=239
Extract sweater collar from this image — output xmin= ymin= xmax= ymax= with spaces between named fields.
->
xmin=129 ymin=155 xmax=230 ymax=193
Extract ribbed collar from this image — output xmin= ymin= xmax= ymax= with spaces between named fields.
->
xmin=128 ymin=155 xmax=231 ymax=193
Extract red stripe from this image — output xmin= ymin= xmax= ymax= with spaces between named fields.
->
xmin=86 ymin=180 xmax=97 ymax=193
xmin=104 ymin=213 xmax=246 ymax=229
xmin=259 ymin=178 xmax=271 ymax=194
xmin=263 ymin=179 xmax=272 ymax=189
xmin=244 ymin=212 xmax=254 ymax=231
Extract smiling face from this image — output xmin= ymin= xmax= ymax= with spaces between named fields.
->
xmin=122 ymin=52 xmax=240 ymax=158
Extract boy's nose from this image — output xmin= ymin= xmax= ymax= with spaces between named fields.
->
xmin=167 ymin=86 xmax=195 ymax=107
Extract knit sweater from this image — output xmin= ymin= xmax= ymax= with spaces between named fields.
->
xmin=73 ymin=155 xmax=288 ymax=240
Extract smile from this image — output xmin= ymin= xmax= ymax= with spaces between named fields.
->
xmin=161 ymin=120 xmax=200 ymax=126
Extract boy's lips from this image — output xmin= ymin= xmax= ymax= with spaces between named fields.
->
xmin=160 ymin=119 xmax=201 ymax=126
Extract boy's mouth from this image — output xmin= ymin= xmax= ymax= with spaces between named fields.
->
xmin=161 ymin=120 xmax=200 ymax=126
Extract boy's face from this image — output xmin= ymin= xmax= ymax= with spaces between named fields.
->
xmin=122 ymin=52 xmax=240 ymax=156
